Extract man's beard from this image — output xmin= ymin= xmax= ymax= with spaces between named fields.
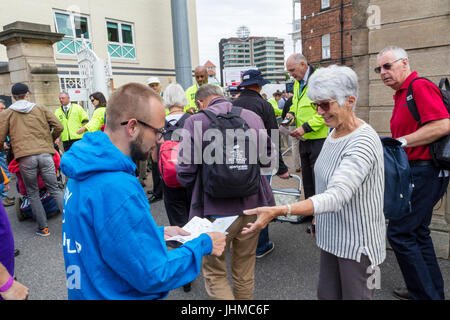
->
xmin=129 ymin=132 xmax=150 ymax=163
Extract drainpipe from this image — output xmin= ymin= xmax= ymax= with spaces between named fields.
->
xmin=171 ymin=0 xmax=193 ymax=90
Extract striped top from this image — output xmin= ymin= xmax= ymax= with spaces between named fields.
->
xmin=310 ymin=122 xmax=386 ymax=266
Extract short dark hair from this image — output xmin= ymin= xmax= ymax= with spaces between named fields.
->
xmin=90 ymin=91 xmax=107 ymax=107
xmin=105 ymin=83 xmax=162 ymax=131
xmin=13 ymin=94 xmax=27 ymax=101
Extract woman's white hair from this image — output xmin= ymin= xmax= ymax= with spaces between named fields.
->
xmin=163 ymin=83 xmax=187 ymax=109
xmin=307 ymin=65 xmax=359 ymax=109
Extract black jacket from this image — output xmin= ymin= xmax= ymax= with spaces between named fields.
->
xmin=232 ymin=89 xmax=289 ymax=176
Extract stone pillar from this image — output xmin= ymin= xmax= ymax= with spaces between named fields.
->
xmin=0 ymin=21 xmax=64 ymax=111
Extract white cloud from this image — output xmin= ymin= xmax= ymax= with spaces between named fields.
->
xmin=196 ymin=0 xmax=295 ymax=75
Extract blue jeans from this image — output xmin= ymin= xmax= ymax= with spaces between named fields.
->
xmin=257 ymin=175 xmax=272 ymax=253
xmin=387 ymin=165 xmax=449 ymax=300
xmin=0 ymin=151 xmax=11 ymax=199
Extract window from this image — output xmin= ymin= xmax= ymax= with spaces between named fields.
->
xmin=107 ymin=20 xmax=136 ymax=60
xmin=321 ymin=0 xmax=330 ymax=9
xmin=54 ymin=11 xmax=92 ymax=55
xmin=322 ymin=34 xmax=331 ymax=60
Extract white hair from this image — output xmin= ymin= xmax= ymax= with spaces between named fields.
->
xmin=195 ymin=84 xmax=223 ymax=101
xmin=163 ymin=83 xmax=187 ymax=109
xmin=377 ymin=45 xmax=410 ymax=68
xmin=288 ymin=53 xmax=308 ymax=65
xmin=307 ymin=65 xmax=359 ymax=109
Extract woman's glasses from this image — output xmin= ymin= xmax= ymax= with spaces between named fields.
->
xmin=311 ymin=99 xmax=337 ymax=112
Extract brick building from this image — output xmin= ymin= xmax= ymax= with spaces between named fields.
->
xmin=300 ymin=0 xmax=352 ymax=67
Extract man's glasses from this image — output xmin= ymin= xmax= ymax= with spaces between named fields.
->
xmin=374 ymin=58 xmax=404 ymax=74
xmin=311 ymin=99 xmax=337 ymax=112
xmin=90 ymin=99 xmax=95 ymax=103
xmin=120 ymin=119 xmax=166 ymax=140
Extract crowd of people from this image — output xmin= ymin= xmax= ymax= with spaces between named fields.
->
xmin=0 ymin=45 xmax=449 ymax=301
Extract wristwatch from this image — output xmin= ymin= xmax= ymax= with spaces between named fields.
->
xmin=397 ymin=137 xmax=407 ymax=148
xmin=286 ymin=204 xmax=292 ymax=218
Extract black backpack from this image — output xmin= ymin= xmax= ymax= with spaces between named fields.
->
xmin=406 ymin=77 xmax=450 ymax=169
xmin=200 ymin=107 xmax=260 ymax=198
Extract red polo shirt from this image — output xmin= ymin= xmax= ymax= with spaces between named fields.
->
xmin=390 ymin=71 xmax=449 ymax=161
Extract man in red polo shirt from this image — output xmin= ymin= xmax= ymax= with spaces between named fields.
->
xmin=377 ymin=46 xmax=450 ymax=300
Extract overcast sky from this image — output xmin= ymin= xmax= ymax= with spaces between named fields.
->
xmin=196 ymin=0 xmax=295 ymax=77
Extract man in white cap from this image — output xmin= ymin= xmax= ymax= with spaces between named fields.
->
xmin=146 ymin=77 xmax=162 ymax=96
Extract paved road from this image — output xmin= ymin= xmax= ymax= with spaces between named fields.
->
xmin=5 ymin=175 xmax=450 ymax=300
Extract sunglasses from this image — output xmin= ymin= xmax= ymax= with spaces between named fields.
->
xmin=90 ymin=99 xmax=95 ymax=103
xmin=120 ymin=119 xmax=166 ymax=140
xmin=311 ymin=99 xmax=337 ymax=112
xmin=374 ymin=58 xmax=404 ymax=74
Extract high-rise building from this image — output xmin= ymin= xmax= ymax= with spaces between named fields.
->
xmin=219 ymin=36 xmax=285 ymax=86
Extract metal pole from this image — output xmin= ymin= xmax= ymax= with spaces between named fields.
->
xmin=171 ymin=0 xmax=193 ymax=90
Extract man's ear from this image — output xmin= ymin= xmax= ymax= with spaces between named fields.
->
xmin=125 ymin=119 xmax=139 ymax=137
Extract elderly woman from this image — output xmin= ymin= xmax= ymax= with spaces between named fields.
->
xmin=243 ymin=65 xmax=386 ymax=300
xmin=77 ymin=92 xmax=107 ymax=134
xmin=160 ymin=83 xmax=193 ymax=292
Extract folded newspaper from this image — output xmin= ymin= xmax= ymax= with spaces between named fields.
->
xmin=166 ymin=216 xmax=239 ymax=244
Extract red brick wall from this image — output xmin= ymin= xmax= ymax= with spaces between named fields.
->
xmin=301 ymin=0 xmax=353 ymax=66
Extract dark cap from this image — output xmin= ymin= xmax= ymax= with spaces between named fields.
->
xmin=238 ymin=69 xmax=270 ymax=88
xmin=11 ymin=83 xmax=30 ymax=95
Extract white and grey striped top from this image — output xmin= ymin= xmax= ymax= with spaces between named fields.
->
xmin=310 ymin=122 xmax=386 ymax=267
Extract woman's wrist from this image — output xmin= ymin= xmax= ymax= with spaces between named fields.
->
xmin=0 ymin=275 xmax=14 ymax=293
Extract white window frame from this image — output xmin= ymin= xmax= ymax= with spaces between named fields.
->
xmin=53 ymin=9 xmax=92 ymax=56
xmin=322 ymin=34 xmax=331 ymax=60
xmin=106 ymin=18 xmax=136 ymax=60
xmin=321 ymin=0 xmax=331 ymax=10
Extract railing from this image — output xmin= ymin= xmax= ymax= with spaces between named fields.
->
xmin=56 ymin=38 xmax=92 ymax=55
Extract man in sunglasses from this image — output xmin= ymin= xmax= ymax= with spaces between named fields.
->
xmin=377 ymin=45 xmax=450 ymax=300
xmin=60 ymin=83 xmax=226 ymax=300
xmin=285 ymin=53 xmax=329 ymax=223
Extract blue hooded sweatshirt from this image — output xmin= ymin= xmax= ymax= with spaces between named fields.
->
xmin=60 ymin=131 xmax=212 ymax=300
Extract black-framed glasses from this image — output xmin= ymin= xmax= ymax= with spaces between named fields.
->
xmin=374 ymin=58 xmax=404 ymax=74
xmin=311 ymin=99 xmax=337 ymax=112
xmin=120 ymin=119 xmax=166 ymax=140
xmin=90 ymin=99 xmax=96 ymax=103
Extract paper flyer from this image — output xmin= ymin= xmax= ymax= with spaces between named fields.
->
xmin=167 ymin=216 xmax=239 ymax=244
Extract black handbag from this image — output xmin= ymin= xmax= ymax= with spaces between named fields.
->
xmin=406 ymin=77 xmax=450 ymax=170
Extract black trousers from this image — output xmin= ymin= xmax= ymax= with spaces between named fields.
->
xmin=299 ymin=138 xmax=325 ymax=199
xmin=151 ymin=159 xmax=163 ymax=198
xmin=162 ymin=184 xmax=192 ymax=227
xmin=63 ymin=139 xmax=81 ymax=152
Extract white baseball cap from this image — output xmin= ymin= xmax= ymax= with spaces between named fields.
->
xmin=146 ymin=77 xmax=160 ymax=85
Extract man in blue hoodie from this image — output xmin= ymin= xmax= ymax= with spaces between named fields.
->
xmin=60 ymin=83 xmax=226 ymax=300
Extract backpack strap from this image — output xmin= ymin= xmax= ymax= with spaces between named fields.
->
xmin=199 ymin=109 xmax=217 ymax=123
xmin=230 ymin=106 xmax=243 ymax=117
xmin=406 ymin=77 xmax=431 ymax=127
xmin=176 ymin=112 xmax=192 ymax=128
xmin=439 ymin=78 xmax=450 ymax=91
